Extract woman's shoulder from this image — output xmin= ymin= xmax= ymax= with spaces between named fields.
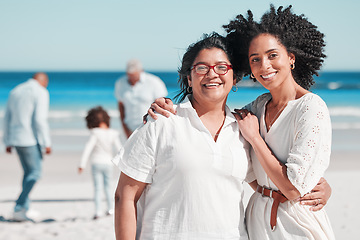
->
xmin=245 ymin=92 xmax=271 ymax=111
xmin=294 ymin=93 xmax=328 ymax=111
xmin=292 ymin=93 xmax=330 ymax=123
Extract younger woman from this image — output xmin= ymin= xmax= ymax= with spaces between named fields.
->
xmin=225 ymin=5 xmax=335 ymax=239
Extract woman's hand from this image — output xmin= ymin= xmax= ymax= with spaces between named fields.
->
xmin=299 ymin=177 xmax=331 ymax=211
xmin=143 ymin=97 xmax=176 ymax=123
xmin=233 ymin=109 xmax=261 ymax=144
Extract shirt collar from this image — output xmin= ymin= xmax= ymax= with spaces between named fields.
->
xmin=138 ymin=72 xmax=145 ymax=83
xmin=28 ymin=78 xmax=41 ymax=86
xmin=179 ymin=95 xmax=237 ymax=125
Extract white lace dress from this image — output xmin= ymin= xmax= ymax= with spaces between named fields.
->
xmin=245 ymin=93 xmax=335 ymax=240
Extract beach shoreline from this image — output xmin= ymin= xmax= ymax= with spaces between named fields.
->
xmin=0 ymin=128 xmax=359 ymax=239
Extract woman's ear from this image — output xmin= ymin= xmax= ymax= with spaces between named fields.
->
xmin=289 ymin=52 xmax=295 ymax=65
xmin=187 ymin=76 xmax=192 ymax=87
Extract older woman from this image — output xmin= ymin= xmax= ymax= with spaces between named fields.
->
xmin=114 ymin=33 xmax=251 ymax=240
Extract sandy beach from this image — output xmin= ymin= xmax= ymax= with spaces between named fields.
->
xmin=1 ymin=128 xmax=359 ymax=240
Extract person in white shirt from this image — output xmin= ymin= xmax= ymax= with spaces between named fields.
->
xmin=225 ymin=5 xmax=335 ymax=239
xmin=113 ymin=33 xmax=251 ymax=240
xmin=3 ymin=72 xmax=51 ymax=222
xmin=78 ymin=106 xmax=122 ymax=220
xmin=114 ymin=59 xmax=168 ymax=138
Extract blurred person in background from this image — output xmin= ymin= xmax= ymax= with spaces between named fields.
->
xmin=114 ymin=59 xmax=167 ymax=138
xmin=78 ymin=106 xmax=122 ymax=220
xmin=3 ymin=72 xmax=51 ymax=222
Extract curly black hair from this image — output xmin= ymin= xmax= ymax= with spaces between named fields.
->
xmin=85 ymin=106 xmax=110 ymax=129
xmin=223 ymin=5 xmax=326 ymax=90
xmin=175 ymin=32 xmax=242 ymax=102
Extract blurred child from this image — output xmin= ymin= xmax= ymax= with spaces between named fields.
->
xmin=78 ymin=106 xmax=122 ymax=220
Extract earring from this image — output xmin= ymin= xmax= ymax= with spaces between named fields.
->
xmin=187 ymin=86 xmax=192 ymax=93
xmin=290 ymin=63 xmax=295 ymax=70
xmin=232 ymin=85 xmax=238 ymax=92
xmin=250 ymin=73 xmax=255 ymax=79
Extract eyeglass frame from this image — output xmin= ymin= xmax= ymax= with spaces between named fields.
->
xmin=191 ymin=63 xmax=233 ymax=75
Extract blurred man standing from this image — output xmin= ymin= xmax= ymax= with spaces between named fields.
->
xmin=3 ymin=72 xmax=52 ymax=222
xmin=114 ymin=59 xmax=168 ymax=138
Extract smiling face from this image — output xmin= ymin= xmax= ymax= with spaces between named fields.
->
xmin=188 ymin=48 xmax=235 ymax=106
xmin=248 ymin=33 xmax=295 ymax=91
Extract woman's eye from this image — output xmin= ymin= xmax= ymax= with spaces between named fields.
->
xmin=197 ymin=66 xmax=207 ymax=70
xmin=269 ymin=53 xmax=277 ymax=59
xmin=251 ymin=58 xmax=260 ymax=63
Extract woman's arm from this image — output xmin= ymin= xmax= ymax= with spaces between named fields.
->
xmin=145 ymin=97 xmax=176 ymax=121
xmin=234 ymin=111 xmax=301 ymax=200
xmin=299 ymin=177 xmax=331 ymax=211
xmin=235 ymin=109 xmax=332 ymax=205
xmin=248 ymin=180 xmax=258 ymax=191
xmin=114 ymin=172 xmax=147 ymax=240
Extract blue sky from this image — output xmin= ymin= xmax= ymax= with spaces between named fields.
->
xmin=0 ymin=0 xmax=359 ymax=71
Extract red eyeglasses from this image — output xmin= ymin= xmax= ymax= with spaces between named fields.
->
xmin=191 ymin=63 xmax=232 ymax=75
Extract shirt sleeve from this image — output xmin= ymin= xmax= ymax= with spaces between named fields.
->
xmin=286 ymin=95 xmax=332 ymax=196
xmin=79 ymin=133 xmax=97 ymax=169
xmin=243 ymin=139 xmax=256 ymax=183
xmin=113 ymin=120 xmax=157 ymax=183
xmin=34 ymin=89 xmax=51 ymax=148
xmin=114 ymin=78 xmax=123 ymax=102
xmin=3 ymin=101 xmax=11 ymax=146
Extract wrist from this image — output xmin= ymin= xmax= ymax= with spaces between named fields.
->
xmin=249 ymin=134 xmax=263 ymax=146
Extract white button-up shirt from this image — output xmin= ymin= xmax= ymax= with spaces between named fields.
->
xmin=114 ymin=72 xmax=168 ymax=131
xmin=114 ymin=96 xmax=251 ymax=240
xmin=3 ymin=79 xmax=51 ymax=148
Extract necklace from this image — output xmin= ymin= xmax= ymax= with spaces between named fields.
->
xmin=266 ymin=101 xmax=287 ymax=129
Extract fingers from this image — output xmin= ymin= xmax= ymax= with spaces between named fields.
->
xmin=299 ymin=191 xmax=326 ymax=212
xmin=234 ymin=109 xmax=253 ymax=119
xmin=233 ymin=112 xmax=242 ymax=121
xmin=143 ymin=113 xmax=150 ymax=124
xmin=154 ymin=97 xmax=176 ymax=113
xmin=6 ymin=146 xmax=12 ymax=153
xmin=151 ymin=102 xmax=171 ymax=118
xmin=310 ymin=203 xmax=324 ymax=211
xmin=163 ymin=98 xmax=176 ymax=114
xmin=146 ymin=107 xmax=158 ymax=121
xmin=300 ymin=198 xmax=320 ymax=206
xmin=45 ymin=147 xmax=52 ymax=154
xmin=146 ymin=97 xmax=176 ymax=120
xmin=302 ymin=198 xmax=324 ymax=211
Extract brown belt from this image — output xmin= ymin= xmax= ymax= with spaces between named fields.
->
xmin=256 ymin=185 xmax=288 ymax=231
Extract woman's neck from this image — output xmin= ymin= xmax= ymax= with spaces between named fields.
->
xmin=190 ymin=95 xmax=226 ymax=117
xmin=190 ymin=96 xmax=227 ymax=141
xmin=269 ymin=80 xmax=306 ymax=105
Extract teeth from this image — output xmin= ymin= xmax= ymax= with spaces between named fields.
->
xmin=204 ymin=83 xmax=221 ymax=87
xmin=262 ymin=72 xmax=276 ymax=79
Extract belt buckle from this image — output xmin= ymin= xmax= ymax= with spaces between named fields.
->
xmin=261 ymin=186 xmax=273 ymax=198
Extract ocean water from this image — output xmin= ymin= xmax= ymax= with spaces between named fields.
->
xmin=0 ymin=71 xmax=360 ymax=134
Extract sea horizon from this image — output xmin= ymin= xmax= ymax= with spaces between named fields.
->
xmin=1 ymin=71 xmax=360 ymax=133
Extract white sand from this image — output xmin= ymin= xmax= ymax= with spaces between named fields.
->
xmin=0 ymin=129 xmax=359 ymax=239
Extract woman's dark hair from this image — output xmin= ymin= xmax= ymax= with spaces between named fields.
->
xmin=223 ymin=5 xmax=326 ymax=90
xmin=175 ymin=32 xmax=242 ymax=102
xmin=85 ymin=106 xmax=110 ymax=129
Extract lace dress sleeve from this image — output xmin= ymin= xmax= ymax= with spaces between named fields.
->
xmin=286 ymin=94 xmax=332 ymax=196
